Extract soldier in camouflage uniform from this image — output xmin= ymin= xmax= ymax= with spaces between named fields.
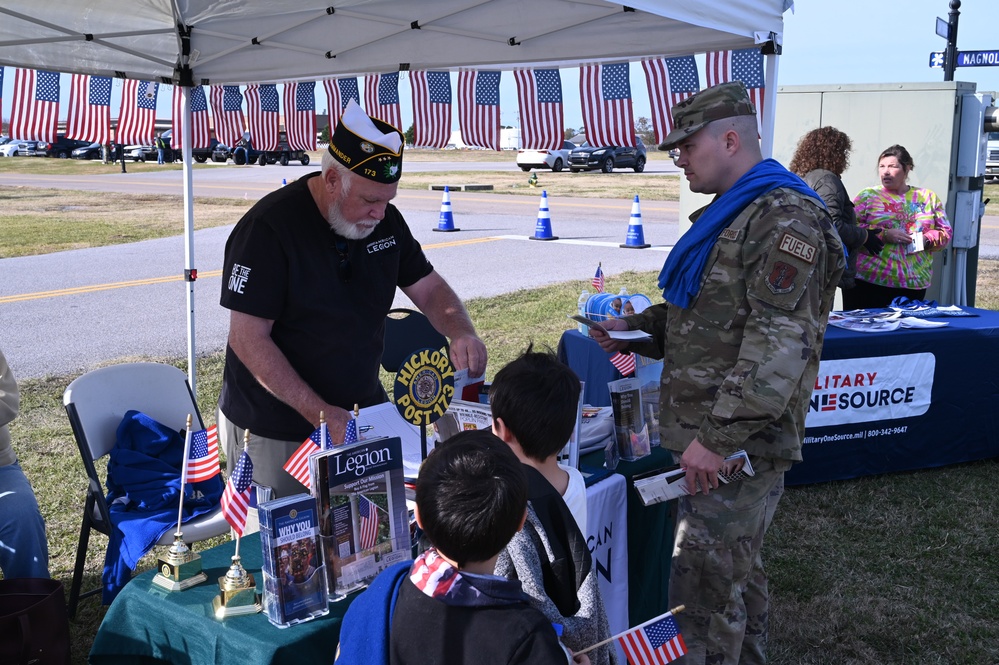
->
xmin=592 ymin=82 xmax=844 ymax=664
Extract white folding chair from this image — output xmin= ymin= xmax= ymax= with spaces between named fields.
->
xmin=63 ymin=362 xmax=230 ymax=617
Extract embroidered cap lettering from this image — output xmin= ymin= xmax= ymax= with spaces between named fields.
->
xmin=778 ymin=233 xmax=817 ymax=263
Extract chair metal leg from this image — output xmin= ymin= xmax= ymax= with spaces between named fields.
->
xmin=67 ymin=493 xmax=95 ymax=619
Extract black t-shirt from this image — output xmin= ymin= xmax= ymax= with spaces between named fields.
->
xmin=219 ymin=172 xmax=433 ymax=440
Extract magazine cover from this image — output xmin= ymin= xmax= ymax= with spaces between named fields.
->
xmin=258 ymin=493 xmax=329 ymax=627
xmin=309 ymin=436 xmax=411 ymax=599
xmin=608 ymin=377 xmax=651 ymax=461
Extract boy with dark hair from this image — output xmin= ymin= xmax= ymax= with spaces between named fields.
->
xmin=335 ymin=429 xmax=588 ymax=665
xmin=491 ymin=348 xmax=615 ymax=665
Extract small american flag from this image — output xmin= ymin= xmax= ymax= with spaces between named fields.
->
xmin=364 ymin=73 xmax=402 ymax=132
xmin=221 ymin=450 xmax=254 ymax=536
xmin=10 ymin=69 xmax=60 ymax=142
xmin=323 ymin=77 xmax=359 ymax=131
xmin=458 ymin=70 xmax=501 ymax=150
xmin=283 ymin=425 xmax=333 ymax=489
xmin=410 ymin=71 xmax=451 ymax=149
xmin=357 ymin=495 xmax=380 ymax=550
xmin=610 ymin=352 xmax=636 ymax=377
xmin=283 ymin=81 xmax=316 ymax=151
xmin=66 ymin=74 xmax=112 ymax=144
xmin=209 ymin=85 xmax=246 ymax=148
xmin=514 ymin=68 xmax=564 ymax=151
xmin=117 ymin=80 xmax=158 ymax=145
xmin=244 ymin=84 xmax=279 ymax=151
xmin=343 ymin=418 xmax=358 ymax=445
xmin=171 ymin=85 xmax=212 ymax=150
xmin=618 ymin=613 xmax=687 ymax=665
xmin=580 ymin=63 xmax=635 ymax=148
xmin=184 ymin=424 xmax=220 ymax=483
xmin=592 ymin=264 xmax=605 ymax=293
xmin=642 ymin=56 xmax=699 ymax=144
xmin=705 ymin=48 xmax=766 ymax=134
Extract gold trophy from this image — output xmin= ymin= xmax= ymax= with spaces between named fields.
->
xmin=213 ymin=430 xmax=262 ymax=618
xmin=153 ymin=415 xmax=208 ymax=591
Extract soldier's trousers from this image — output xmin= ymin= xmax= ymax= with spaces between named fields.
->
xmin=668 ymin=456 xmax=790 ymax=665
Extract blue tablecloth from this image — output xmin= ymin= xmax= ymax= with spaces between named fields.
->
xmin=558 ymin=307 xmax=999 ymax=485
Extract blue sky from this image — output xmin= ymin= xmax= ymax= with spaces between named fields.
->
xmin=2 ymin=1 xmax=997 ymax=132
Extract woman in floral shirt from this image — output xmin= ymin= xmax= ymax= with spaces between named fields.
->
xmin=847 ymin=144 xmax=952 ymax=309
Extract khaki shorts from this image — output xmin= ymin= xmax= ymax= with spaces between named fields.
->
xmin=216 ymin=409 xmax=310 ymax=501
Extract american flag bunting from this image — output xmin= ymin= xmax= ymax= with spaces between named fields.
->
xmin=117 ymin=80 xmax=158 ymax=145
xmin=66 ymin=74 xmax=112 ymax=144
xmin=618 ymin=613 xmax=687 ymax=665
xmin=642 ymin=56 xmax=699 ymax=144
xmin=364 ymin=73 xmax=402 ymax=132
xmin=458 ymin=70 xmax=501 ymax=150
xmin=209 ymin=85 xmax=246 ymax=148
xmin=580 ymin=63 xmax=635 ymax=148
xmin=410 ymin=70 xmax=452 ymax=149
xmin=357 ymin=495 xmax=380 ymax=550
xmin=323 ymin=77 xmax=359 ymax=131
xmin=592 ymin=264 xmax=605 ymax=293
xmin=610 ymin=352 xmax=636 ymax=377
xmin=514 ymin=68 xmax=564 ymax=151
xmin=171 ymin=85 xmax=212 ymax=150
xmin=705 ymin=48 xmax=766 ymax=134
xmin=221 ymin=450 xmax=254 ymax=536
xmin=283 ymin=81 xmax=316 ymax=151
xmin=244 ymin=84 xmax=279 ymax=151
xmin=184 ymin=424 xmax=220 ymax=483
xmin=10 ymin=69 xmax=60 ymax=142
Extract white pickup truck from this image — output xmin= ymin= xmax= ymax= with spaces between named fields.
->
xmin=987 ymin=131 xmax=999 ymax=182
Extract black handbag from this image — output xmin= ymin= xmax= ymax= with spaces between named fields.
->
xmin=0 ymin=578 xmax=71 ymax=665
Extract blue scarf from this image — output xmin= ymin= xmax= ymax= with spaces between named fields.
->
xmin=658 ymin=158 xmax=823 ymax=309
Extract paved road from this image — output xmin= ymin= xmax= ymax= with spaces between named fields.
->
xmin=2 ymin=164 xmax=995 ymax=381
xmin=1 ymin=166 xmax=682 ymax=380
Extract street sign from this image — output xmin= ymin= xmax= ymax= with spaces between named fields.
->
xmin=929 ymin=51 xmax=944 ymax=69
xmin=935 ymin=17 xmax=950 ymax=40
xmin=956 ymin=50 xmax=999 ymax=67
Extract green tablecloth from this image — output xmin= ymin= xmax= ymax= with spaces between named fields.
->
xmin=89 ymin=533 xmax=348 ymax=665
xmin=583 ymin=446 xmax=675 ymax=625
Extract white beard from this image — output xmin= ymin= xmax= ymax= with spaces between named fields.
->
xmin=326 ymin=193 xmax=378 ymax=239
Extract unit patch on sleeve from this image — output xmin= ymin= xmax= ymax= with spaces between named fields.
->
xmin=750 ymin=228 xmax=819 ymax=311
xmin=777 ymin=233 xmax=817 ymax=263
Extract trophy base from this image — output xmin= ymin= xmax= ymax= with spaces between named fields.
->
xmin=212 ymin=592 xmax=263 ymax=618
xmin=152 ymin=570 xmax=208 ymax=592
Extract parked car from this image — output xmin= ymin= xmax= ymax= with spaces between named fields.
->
xmin=0 ymin=140 xmax=36 ymax=157
xmin=515 ymin=140 xmax=576 ymax=172
xmin=568 ymin=136 xmax=647 ymax=173
xmin=986 ymin=131 xmax=999 ymax=182
xmin=72 ymin=142 xmax=105 ymax=160
xmin=30 ymin=135 xmax=91 ymax=158
xmin=189 ymin=138 xmax=221 ymax=163
xmin=230 ymin=138 xmax=310 ymax=166
xmin=211 ymin=143 xmax=231 ymax=163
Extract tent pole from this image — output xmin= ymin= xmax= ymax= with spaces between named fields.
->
xmin=180 ymin=86 xmax=197 ymax=394
xmin=760 ymin=48 xmax=780 ymax=159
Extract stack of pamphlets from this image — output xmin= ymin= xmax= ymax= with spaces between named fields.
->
xmin=633 ymin=450 xmax=755 ymax=506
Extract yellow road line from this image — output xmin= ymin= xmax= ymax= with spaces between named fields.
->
xmin=1 ymin=237 xmax=504 ymax=304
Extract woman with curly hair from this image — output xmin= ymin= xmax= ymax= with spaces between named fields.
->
xmin=789 ymin=127 xmax=883 ymax=306
xmin=850 ymin=144 xmax=952 ymax=308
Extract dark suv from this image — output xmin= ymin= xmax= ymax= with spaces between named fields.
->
xmin=230 ymin=137 xmax=310 ymax=166
xmin=568 ymin=136 xmax=647 ymax=173
xmin=30 ymin=135 xmax=91 ymax=158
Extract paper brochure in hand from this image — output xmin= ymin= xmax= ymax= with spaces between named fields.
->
xmin=569 ymin=315 xmax=652 ymax=340
xmin=632 ymin=450 xmax=755 ymax=506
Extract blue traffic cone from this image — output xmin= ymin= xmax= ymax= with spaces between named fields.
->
xmin=529 ymin=190 xmax=558 ymax=241
xmin=620 ymin=194 xmax=651 ymax=249
xmin=434 ymin=186 xmax=460 ymax=232
xmin=282 ymin=178 xmax=287 ymax=186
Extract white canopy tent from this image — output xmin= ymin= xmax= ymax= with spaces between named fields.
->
xmin=0 ymin=0 xmax=792 ymax=390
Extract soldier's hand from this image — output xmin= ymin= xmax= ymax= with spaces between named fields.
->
xmin=589 ymin=318 xmax=630 ymax=353
xmin=680 ymin=439 xmax=724 ymax=495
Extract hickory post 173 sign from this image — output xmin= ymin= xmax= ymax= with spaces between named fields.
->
xmin=393 ymin=346 xmax=455 ymax=459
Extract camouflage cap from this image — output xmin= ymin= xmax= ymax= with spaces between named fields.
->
xmin=658 ymin=81 xmax=757 ymax=150
xmin=328 ymin=99 xmax=404 ymax=183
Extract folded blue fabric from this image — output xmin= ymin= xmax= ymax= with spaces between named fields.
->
xmin=102 ymin=410 xmax=223 ymax=604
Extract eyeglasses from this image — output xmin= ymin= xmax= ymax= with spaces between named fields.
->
xmin=333 ymin=236 xmax=351 ymax=283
